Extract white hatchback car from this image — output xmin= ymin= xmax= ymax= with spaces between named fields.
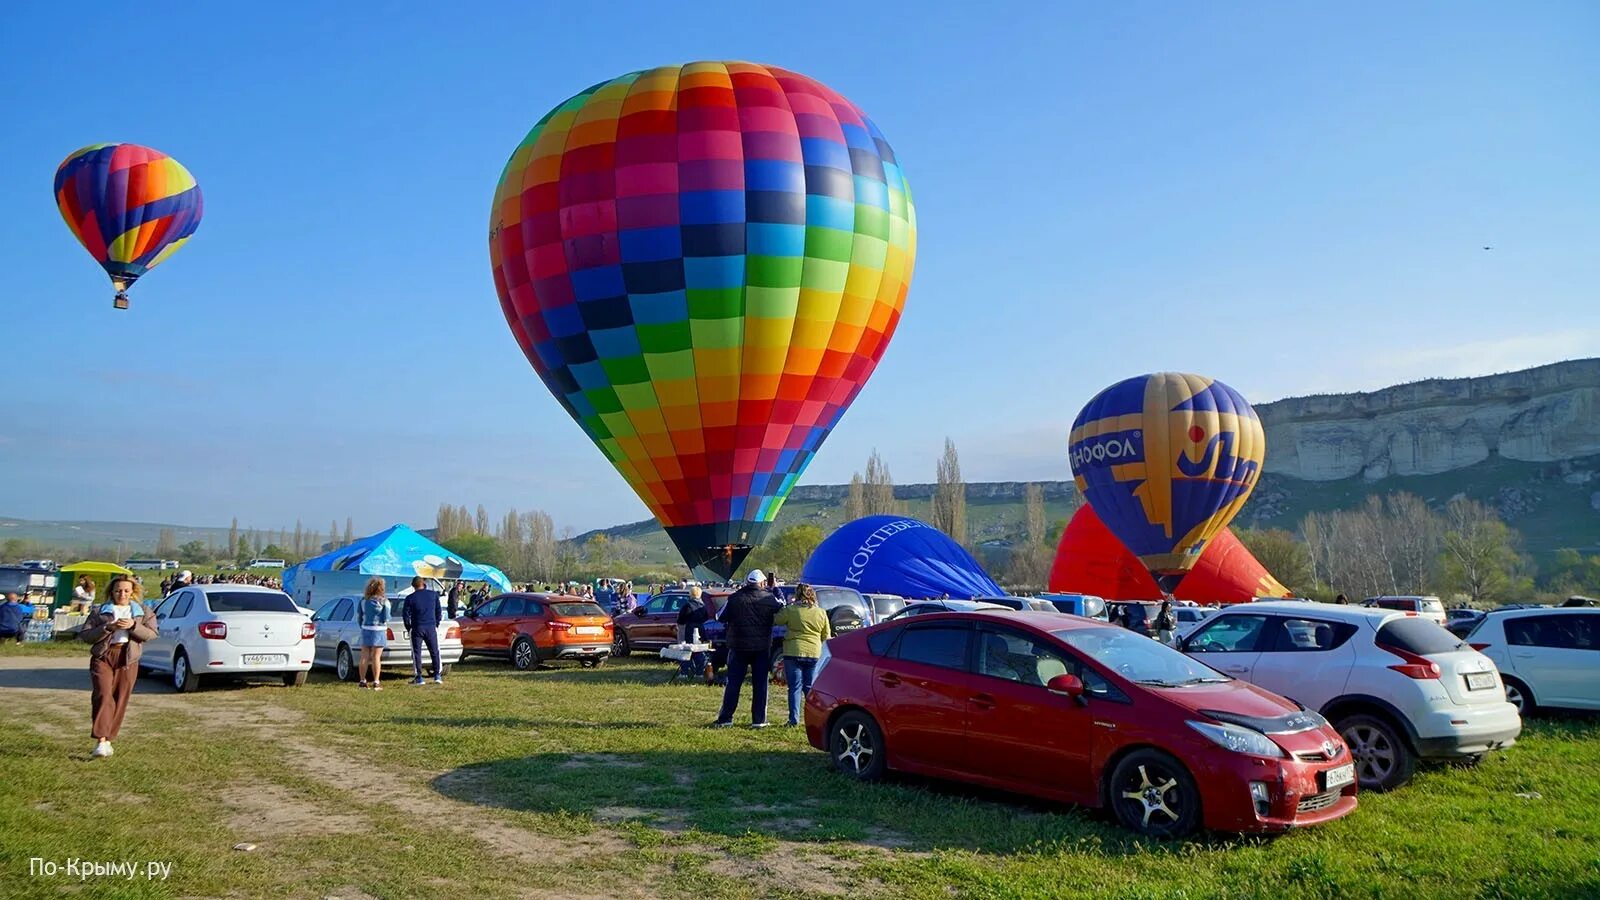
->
xmin=1466 ymin=608 xmax=1600 ymax=714
xmin=145 ymin=585 xmax=315 ymax=691
xmin=1181 ymin=601 xmax=1521 ymax=791
xmin=311 ymin=594 xmax=463 ymax=681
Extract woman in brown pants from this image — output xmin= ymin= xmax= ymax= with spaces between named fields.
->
xmin=79 ymin=575 xmax=158 ymax=758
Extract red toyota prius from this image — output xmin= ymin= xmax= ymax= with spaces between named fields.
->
xmin=804 ymin=610 xmax=1357 ymax=837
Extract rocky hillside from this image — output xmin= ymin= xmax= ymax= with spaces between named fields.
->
xmin=1257 ymin=358 xmax=1600 ymax=481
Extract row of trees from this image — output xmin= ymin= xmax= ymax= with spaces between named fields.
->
xmin=1233 ymin=493 xmax=1591 ymax=605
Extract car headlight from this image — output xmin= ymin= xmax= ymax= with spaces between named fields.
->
xmin=813 ymin=643 xmax=831 ymax=680
xmin=1188 ymin=720 xmax=1285 ymax=758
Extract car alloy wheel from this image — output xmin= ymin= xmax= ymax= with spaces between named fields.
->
xmin=612 ymin=632 xmax=631 ymax=658
xmin=1108 ymin=750 xmax=1200 ymax=838
xmin=829 ymin=711 xmax=885 ymax=781
xmin=512 ymin=638 xmax=535 ymax=670
xmin=335 ymin=645 xmax=354 ymax=682
xmin=1502 ymin=678 xmax=1533 ymax=715
xmin=1337 ymin=714 xmax=1415 ymax=791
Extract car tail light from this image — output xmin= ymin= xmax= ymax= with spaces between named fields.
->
xmin=1379 ymin=643 xmax=1441 ymax=679
xmin=549 ymin=621 xmax=573 ymax=632
xmin=445 ymin=625 xmax=460 ymax=640
xmin=301 ymin=622 xmax=316 ymax=639
xmin=198 ymin=621 xmax=227 ymax=640
xmin=1469 ymin=642 xmax=1491 ymax=652
xmin=386 ymin=627 xmax=395 ymax=641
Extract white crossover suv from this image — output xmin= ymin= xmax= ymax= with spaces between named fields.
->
xmin=1466 ymin=608 xmax=1600 ymax=714
xmin=144 ymin=584 xmax=315 ymax=691
xmin=1181 ymin=601 xmax=1520 ymax=791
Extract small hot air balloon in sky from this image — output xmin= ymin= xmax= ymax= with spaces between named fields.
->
xmin=490 ymin=62 xmax=915 ymax=577
xmin=1068 ymin=373 xmax=1265 ymax=594
xmin=54 ymin=143 xmax=203 ymax=309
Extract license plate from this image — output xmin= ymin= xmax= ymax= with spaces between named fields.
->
xmin=243 ymin=654 xmax=286 ymax=666
xmin=1465 ymin=672 xmax=1496 ymax=691
xmin=574 ymin=626 xmax=603 ymax=635
xmin=1322 ymin=763 xmax=1355 ymax=790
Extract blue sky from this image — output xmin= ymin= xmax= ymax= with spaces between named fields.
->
xmin=2 ymin=1 xmax=1597 ymax=537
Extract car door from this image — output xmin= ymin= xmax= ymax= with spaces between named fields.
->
xmin=647 ymin=593 xmax=688 ymax=644
xmin=149 ymin=591 xmax=196 ymax=671
xmin=459 ymin=598 xmax=502 ymax=650
xmin=144 ymin=594 xmax=180 ymax=671
xmin=319 ymin=598 xmax=355 ymax=663
xmin=1244 ymin=615 xmax=1359 ymax=711
xmin=1181 ymin=613 xmax=1270 ymax=683
xmin=495 ymin=597 xmax=527 ymax=649
xmin=1509 ymin=613 xmax=1599 ymax=708
xmin=872 ymin=622 xmax=973 ymax=774
xmin=964 ymin=624 xmax=1097 ymax=801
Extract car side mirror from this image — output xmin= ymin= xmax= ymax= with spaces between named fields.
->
xmin=632 ymin=607 xmax=647 ymax=617
xmin=1047 ymin=673 xmax=1086 ymax=702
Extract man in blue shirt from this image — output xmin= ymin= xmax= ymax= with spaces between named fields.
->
xmin=0 ymin=592 xmax=30 ymax=643
xmin=402 ymin=577 xmax=443 ymax=684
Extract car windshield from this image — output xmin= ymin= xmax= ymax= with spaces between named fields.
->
xmin=205 ymin=591 xmax=299 ymax=614
xmin=1054 ymin=627 xmax=1230 ymax=686
xmin=551 ymin=602 xmax=607 ymax=617
xmin=1376 ymin=617 xmax=1463 ymax=654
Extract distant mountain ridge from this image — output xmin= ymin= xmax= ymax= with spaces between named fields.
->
xmin=8 ymin=359 xmax=1598 ymax=563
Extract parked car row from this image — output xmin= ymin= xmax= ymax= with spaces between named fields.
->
xmin=798 ymin=596 xmax=1600 ymax=838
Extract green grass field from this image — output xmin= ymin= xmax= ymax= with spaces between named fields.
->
xmin=2 ymin=645 xmax=1597 ymax=899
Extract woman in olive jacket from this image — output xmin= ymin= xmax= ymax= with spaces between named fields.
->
xmin=773 ymin=584 xmax=833 ymax=726
xmin=78 ymin=575 xmax=159 ymax=758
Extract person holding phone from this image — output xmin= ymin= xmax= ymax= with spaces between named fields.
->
xmin=78 ymin=575 xmax=158 ymax=758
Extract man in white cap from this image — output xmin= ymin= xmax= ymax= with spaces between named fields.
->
xmin=167 ymin=570 xmax=193 ymax=597
xmin=710 ymin=569 xmax=783 ymax=728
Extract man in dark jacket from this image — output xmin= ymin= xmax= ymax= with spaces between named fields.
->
xmin=712 ymin=570 xmax=783 ymax=728
xmin=403 ymin=577 xmax=444 ymax=685
xmin=446 ymin=581 xmax=462 ymax=620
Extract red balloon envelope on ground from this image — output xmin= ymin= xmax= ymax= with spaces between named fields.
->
xmin=1049 ymin=505 xmax=1291 ymax=603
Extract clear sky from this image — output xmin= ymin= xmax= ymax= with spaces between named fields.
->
xmin=3 ymin=1 xmax=1596 ymax=537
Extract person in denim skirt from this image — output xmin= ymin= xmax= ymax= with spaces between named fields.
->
xmin=773 ymin=583 xmax=833 ymax=726
xmin=357 ymin=577 xmax=390 ymax=690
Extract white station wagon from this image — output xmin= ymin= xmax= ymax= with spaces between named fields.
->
xmin=144 ymin=584 xmax=315 ymax=691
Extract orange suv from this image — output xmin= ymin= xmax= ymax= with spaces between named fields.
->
xmin=458 ymin=593 xmax=612 ymax=670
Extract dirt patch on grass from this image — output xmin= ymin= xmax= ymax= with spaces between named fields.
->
xmin=706 ymin=847 xmax=859 ymax=896
xmin=219 ymin=783 xmax=364 ymax=839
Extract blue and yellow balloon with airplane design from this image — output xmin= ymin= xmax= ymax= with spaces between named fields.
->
xmin=1068 ymin=373 xmax=1265 ymax=593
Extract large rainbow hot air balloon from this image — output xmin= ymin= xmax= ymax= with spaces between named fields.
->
xmin=1068 ymin=373 xmax=1265 ymax=593
xmin=54 ymin=143 xmax=203 ymax=310
xmin=490 ymin=62 xmax=915 ymax=577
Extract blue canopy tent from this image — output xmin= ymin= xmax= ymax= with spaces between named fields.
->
xmin=282 ymin=524 xmax=511 ymax=606
xmin=801 ymin=516 xmax=1004 ymax=600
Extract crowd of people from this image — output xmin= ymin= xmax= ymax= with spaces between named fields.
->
xmin=157 ymin=570 xmax=282 ymax=596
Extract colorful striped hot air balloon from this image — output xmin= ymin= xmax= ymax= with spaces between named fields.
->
xmin=1068 ymin=373 xmax=1266 ymax=594
xmin=490 ymin=62 xmax=915 ymax=577
xmin=54 ymin=143 xmax=203 ymax=309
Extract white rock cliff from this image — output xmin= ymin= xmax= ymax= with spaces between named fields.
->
xmin=1257 ymin=359 xmax=1600 ymax=481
